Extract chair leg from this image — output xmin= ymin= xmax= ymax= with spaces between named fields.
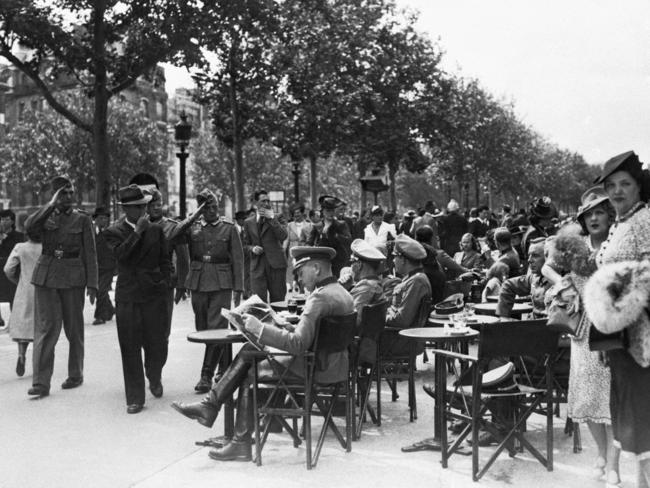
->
xmin=409 ymin=352 xmax=417 ymax=422
xmin=376 ymin=360 xmax=382 ymax=426
xmin=573 ymin=421 xmax=582 ymax=453
xmin=252 ymin=363 xmax=262 ymax=467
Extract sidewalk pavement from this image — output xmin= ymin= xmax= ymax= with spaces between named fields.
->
xmin=0 ymin=299 xmax=637 ymax=488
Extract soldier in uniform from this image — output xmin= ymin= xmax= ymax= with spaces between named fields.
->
xmin=381 ymin=234 xmax=432 ymax=357
xmin=25 ymin=176 xmax=98 ymax=398
xmin=103 ymin=185 xmax=171 ymax=414
xmin=92 ymin=207 xmax=116 ymax=325
xmin=171 ymin=189 xmax=244 ymax=393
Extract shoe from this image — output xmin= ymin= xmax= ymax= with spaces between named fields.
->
xmin=194 ymin=377 xmax=211 ymax=393
xmin=467 ymin=430 xmax=499 ymax=446
xmin=149 ymin=381 xmax=163 ymax=398
xmin=0 ymin=318 xmax=4 ymax=327
xmin=592 ymin=456 xmax=606 ymax=479
xmin=449 ymin=420 xmax=468 ymax=435
xmin=171 ymin=400 xmax=218 ymax=428
xmin=422 ymin=383 xmax=436 ymax=399
xmin=27 ymin=385 xmax=49 ymax=398
xmin=16 ymin=355 xmax=25 ymax=377
xmin=61 ymin=377 xmax=83 ymax=389
xmin=127 ymin=404 xmax=144 ymax=414
xmin=605 ymin=470 xmax=621 ymax=488
xmin=208 ymin=440 xmax=252 ymax=462
xmin=92 ymin=318 xmax=105 ymax=325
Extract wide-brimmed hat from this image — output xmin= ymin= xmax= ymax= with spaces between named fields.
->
xmin=594 ymin=151 xmax=641 ymax=184
xmin=318 ymin=195 xmax=343 ymax=210
xmin=290 ymin=246 xmax=336 ymax=270
xmin=529 ymin=196 xmax=557 ymax=219
xmin=350 ymin=239 xmax=385 ymax=262
xmin=118 ymin=184 xmax=152 ymax=206
xmin=576 ymin=186 xmax=609 ymax=220
xmin=129 ymin=173 xmax=159 ymax=193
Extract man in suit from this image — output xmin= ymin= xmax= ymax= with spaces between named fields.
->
xmin=170 ymin=189 xmax=244 ymax=393
xmin=307 ymin=195 xmax=352 ymax=277
xmin=439 ymin=199 xmax=468 ymax=257
xmin=172 ymin=246 xmax=354 ymax=462
xmin=234 ymin=210 xmax=252 ymax=299
xmin=103 ymin=185 xmax=171 ymax=414
xmin=25 ymin=176 xmax=98 ymax=398
xmin=468 ymin=205 xmax=497 ymax=238
xmin=92 ymin=207 xmax=116 ymax=325
xmin=0 ymin=209 xmax=25 ymax=326
xmin=242 ymin=190 xmax=287 ymax=302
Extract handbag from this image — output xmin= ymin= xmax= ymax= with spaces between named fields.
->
xmin=545 ymin=275 xmax=584 ymax=336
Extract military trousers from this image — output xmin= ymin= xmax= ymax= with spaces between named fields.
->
xmin=32 ymin=286 xmax=85 ymax=389
xmin=191 ymin=289 xmax=232 ymax=380
xmin=116 ymin=297 xmax=168 ymax=405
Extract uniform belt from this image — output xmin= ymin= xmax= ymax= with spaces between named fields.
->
xmin=194 ymin=256 xmax=230 ymax=264
xmin=43 ymin=250 xmax=80 ymax=259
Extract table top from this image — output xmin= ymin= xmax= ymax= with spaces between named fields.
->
xmin=485 ymin=295 xmax=530 ymax=303
xmin=187 ymin=329 xmax=247 ymax=345
xmin=474 ymin=302 xmax=533 ymax=313
xmin=427 ymin=314 xmax=500 ymax=326
xmin=399 ymin=327 xmax=479 ymax=342
xmin=270 ymin=301 xmax=288 ymax=311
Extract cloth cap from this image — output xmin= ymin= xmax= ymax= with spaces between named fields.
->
xmin=594 ymin=150 xmax=641 ymax=184
xmin=577 ymin=186 xmax=609 ymax=220
xmin=118 ymin=184 xmax=152 ymax=206
xmin=529 ymin=196 xmax=557 ymax=219
xmin=290 ymin=246 xmax=336 ymax=270
xmin=393 ymin=234 xmax=426 ymax=261
xmin=350 ymin=239 xmax=385 ymax=262
xmin=318 ymin=195 xmax=343 ymax=210
xmin=92 ymin=207 xmax=110 ymax=218
xmin=447 ymin=199 xmax=460 ymax=212
xmin=51 ymin=176 xmax=72 ymax=192
xmin=196 ymin=189 xmax=218 ymax=205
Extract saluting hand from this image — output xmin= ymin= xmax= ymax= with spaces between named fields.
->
xmin=48 ymin=186 xmax=65 ymax=206
xmin=135 ymin=213 xmax=150 ymax=234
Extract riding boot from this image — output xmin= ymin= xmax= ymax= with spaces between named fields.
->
xmin=195 ymin=345 xmax=223 ymax=393
xmin=173 ymin=354 xmax=251 ymax=428
xmin=209 ymin=379 xmax=253 ymax=462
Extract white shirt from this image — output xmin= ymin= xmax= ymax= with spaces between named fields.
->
xmin=364 ymin=221 xmax=396 ymax=248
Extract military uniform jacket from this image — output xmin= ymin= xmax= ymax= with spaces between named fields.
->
xmin=183 ymin=217 xmax=244 ymax=293
xmin=103 ymin=219 xmax=171 ymax=303
xmin=242 ymin=215 xmax=288 ymax=271
xmin=153 ymin=216 xmax=189 ymax=289
xmin=496 ymin=272 xmax=550 ymax=318
xmin=258 ymin=276 xmax=354 ymax=384
xmin=386 ymin=270 xmax=432 ymax=329
xmin=26 ymin=205 xmax=98 ymax=290
xmin=350 ymin=277 xmax=383 ymax=326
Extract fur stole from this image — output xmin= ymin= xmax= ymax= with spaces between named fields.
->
xmin=585 ymin=261 xmax=650 ymax=367
xmin=551 ymin=224 xmax=596 ymax=277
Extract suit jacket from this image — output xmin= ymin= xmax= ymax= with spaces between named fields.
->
xmin=468 ymin=218 xmax=497 ymax=238
xmin=103 ymin=218 xmax=171 ymax=303
xmin=95 ymin=227 xmax=117 ymax=271
xmin=26 ymin=205 xmax=98 ymax=290
xmin=242 ymin=215 xmax=287 ymax=272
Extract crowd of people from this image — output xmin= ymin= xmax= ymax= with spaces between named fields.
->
xmin=2 ymin=151 xmax=650 ymax=486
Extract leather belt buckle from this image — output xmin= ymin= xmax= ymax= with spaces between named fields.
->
xmin=54 ymin=250 xmax=64 ymax=259
xmin=202 ymin=255 xmax=212 ymax=263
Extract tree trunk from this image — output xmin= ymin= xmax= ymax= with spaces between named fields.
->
xmin=388 ymin=165 xmax=397 ymax=210
xmin=309 ymin=154 xmax=317 ymax=209
xmin=474 ymin=169 xmax=480 ymax=208
xmin=228 ymin=41 xmax=245 ymax=211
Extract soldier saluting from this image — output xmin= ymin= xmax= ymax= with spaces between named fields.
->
xmin=170 ymin=189 xmax=244 ymax=393
xmin=25 ymin=176 xmax=98 ymax=398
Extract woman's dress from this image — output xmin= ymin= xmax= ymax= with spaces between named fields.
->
xmin=4 ymin=241 xmax=42 ymax=341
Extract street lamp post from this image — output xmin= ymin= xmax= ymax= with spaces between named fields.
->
xmin=291 ymin=160 xmax=301 ymax=203
xmin=174 ymin=111 xmax=192 ymax=219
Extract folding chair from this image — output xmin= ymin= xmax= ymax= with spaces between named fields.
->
xmin=430 ymin=319 xmax=560 ymax=481
xmin=377 ymin=296 xmax=432 ymax=422
xmin=352 ymin=301 xmax=388 ymax=439
xmin=249 ymin=312 xmax=357 ymax=469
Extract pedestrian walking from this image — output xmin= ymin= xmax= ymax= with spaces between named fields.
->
xmin=92 ymin=207 xmax=116 ymax=325
xmin=0 ymin=209 xmax=25 ymax=326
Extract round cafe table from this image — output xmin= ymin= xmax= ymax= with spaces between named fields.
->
xmin=427 ymin=314 xmax=500 ymax=327
xmin=399 ymin=327 xmax=479 ymax=452
xmin=473 ymin=302 xmax=533 ymax=319
xmin=485 ymin=295 xmax=530 ymax=303
xmin=270 ymin=301 xmax=288 ymax=312
xmin=187 ymin=329 xmax=246 ymax=439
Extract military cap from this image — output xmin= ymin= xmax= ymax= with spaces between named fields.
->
xmin=290 ymin=246 xmax=336 ymax=270
xmin=51 ymin=176 xmax=72 ymax=192
xmin=318 ymin=195 xmax=343 ymax=210
xmin=92 ymin=207 xmax=110 ymax=218
xmin=196 ymin=189 xmax=218 ymax=205
xmin=118 ymin=184 xmax=152 ymax=206
xmin=370 ymin=205 xmax=384 ymax=216
xmin=393 ymin=234 xmax=426 ymax=261
xmin=594 ymin=150 xmax=641 ymax=184
xmin=0 ymin=209 xmax=15 ymax=220
xmin=576 ymin=186 xmax=609 ymax=221
xmin=350 ymin=239 xmax=385 ymax=262
xmin=529 ymin=196 xmax=557 ymax=219
xmin=129 ymin=173 xmax=159 ymax=192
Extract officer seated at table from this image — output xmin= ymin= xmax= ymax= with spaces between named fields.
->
xmin=171 ymin=246 xmax=354 ymax=462
xmin=381 ymin=234 xmax=432 ymax=356
xmin=495 ymin=237 xmax=550 ymax=318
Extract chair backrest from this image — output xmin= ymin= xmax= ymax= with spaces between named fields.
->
xmin=415 ymin=295 xmax=432 ymax=328
xmin=358 ymin=301 xmax=388 ymax=341
xmin=314 ymin=312 xmax=357 ymax=355
xmin=478 ymin=319 xmax=560 ymax=359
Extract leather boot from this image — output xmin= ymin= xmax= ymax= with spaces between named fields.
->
xmin=209 ymin=380 xmax=253 ymax=462
xmin=172 ymin=354 xmax=251 ymax=428
xmin=199 ymin=345 xmax=222 ymax=384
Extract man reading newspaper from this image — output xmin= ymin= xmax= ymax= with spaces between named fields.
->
xmin=171 ymin=246 xmax=354 ymax=462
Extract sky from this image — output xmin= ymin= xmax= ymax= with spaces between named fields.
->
xmin=164 ymin=0 xmax=650 ymax=166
